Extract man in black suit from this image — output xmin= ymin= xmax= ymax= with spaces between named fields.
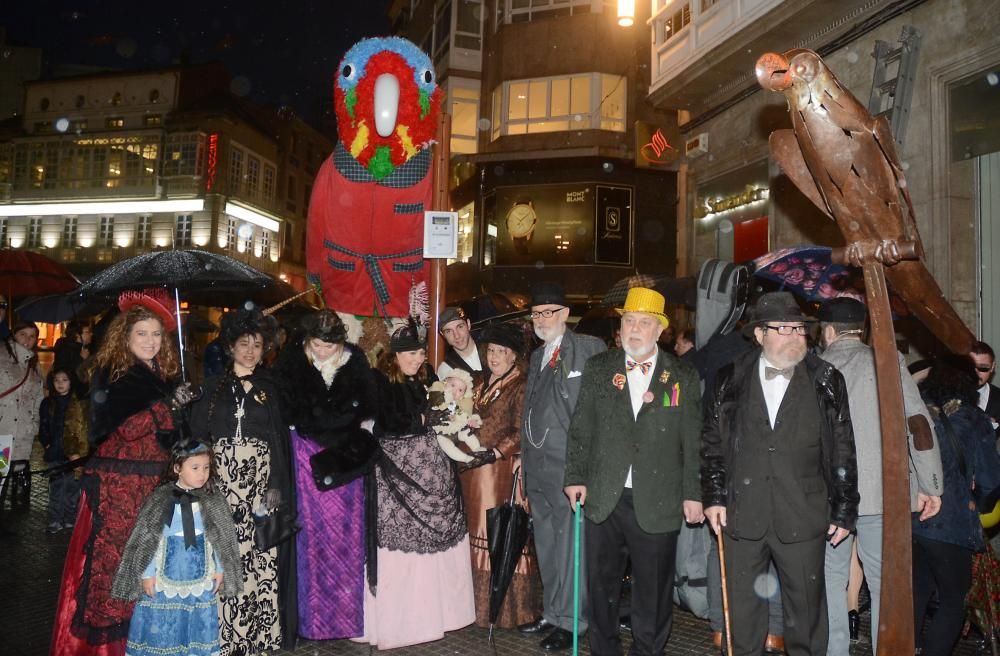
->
xmin=971 ymin=341 xmax=1000 ymax=438
xmin=701 ymin=292 xmax=859 ymax=656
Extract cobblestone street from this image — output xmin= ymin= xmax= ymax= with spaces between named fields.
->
xmin=1 ymin=449 xmax=985 ymax=655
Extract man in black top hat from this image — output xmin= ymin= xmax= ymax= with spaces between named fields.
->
xmin=520 ymin=282 xmax=606 ymax=651
xmin=702 ymin=291 xmax=859 ymax=656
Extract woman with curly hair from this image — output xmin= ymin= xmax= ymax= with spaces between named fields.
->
xmin=190 ymin=307 xmax=297 ymax=654
xmin=0 ymin=321 xmax=44 ymax=511
xmin=50 ymin=289 xmax=197 ymax=656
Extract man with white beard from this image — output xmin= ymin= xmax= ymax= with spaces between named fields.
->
xmin=520 ymin=282 xmax=606 ymax=651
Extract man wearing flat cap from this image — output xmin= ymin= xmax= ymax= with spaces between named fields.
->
xmin=818 ymin=297 xmax=942 ymax=656
xmin=702 ymin=291 xmax=859 ymax=655
xmin=520 ymin=282 xmax=606 ymax=651
xmin=436 ymin=306 xmax=483 ymax=380
xmin=565 ymin=287 xmax=703 ymax=656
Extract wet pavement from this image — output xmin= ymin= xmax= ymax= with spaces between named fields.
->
xmin=1 ymin=446 xmax=986 ymax=655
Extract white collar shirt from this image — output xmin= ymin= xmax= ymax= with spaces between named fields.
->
xmin=624 ymin=349 xmax=657 ymax=488
xmin=759 ymin=355 xmax=793 ymax=429
xmin=978 ymin=383 xmax=989 ymax=412
xmin=540 ymin=334 xmax=564 ymax=372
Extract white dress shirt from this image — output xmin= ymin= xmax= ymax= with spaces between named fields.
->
xmin=758 ymin=356 xmax=792 ymax=429
xmin=624 ymin=349 xmax=657 ymax=488
xmin=540 ymin=334 xmax=564 ymax=372
xmin=978 ymin=383 xmax=989 ymax=412
xmin=436 ymin=346 xmax=482 ymax=380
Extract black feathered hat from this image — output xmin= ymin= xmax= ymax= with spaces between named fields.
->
xmin=390 ymin=316 xmax=426 ymax=353
xmin=219 ymin=305 xmax=278 ymax=352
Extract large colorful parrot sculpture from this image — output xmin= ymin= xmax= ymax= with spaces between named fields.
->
xmin=307 ymin=37 xmax=442 ymax=317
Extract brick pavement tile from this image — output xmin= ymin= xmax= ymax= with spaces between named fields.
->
xmin=2 ymin=449 xmax=987 ymax=656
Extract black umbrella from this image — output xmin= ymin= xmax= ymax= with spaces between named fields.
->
xmin=15 ymin=292 xmax=105 ymax=324
xmin=77 ymin=249 xmax=293 ymax=379
xmin=486 ymin=467 xmax=532 ymax=639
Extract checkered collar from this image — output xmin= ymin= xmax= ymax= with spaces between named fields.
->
xmin=333 ymin=143 xmax=432 ymax=188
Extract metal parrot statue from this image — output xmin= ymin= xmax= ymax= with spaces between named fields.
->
xmin=755 ymin=48 xmax=973 ymax=354
xmin=307 ymin=37 xmax=442 ymax=317
xmin=756 ymin=48 xmax=974 ymax=656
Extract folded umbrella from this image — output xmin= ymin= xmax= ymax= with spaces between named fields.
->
xmin=486 ymin=467 xmax=531 ymax=640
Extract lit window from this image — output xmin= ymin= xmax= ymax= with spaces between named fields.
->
xmin=27 ymin=217 xmax=43 ymax=248
xmin=143 ymin=115 xmax=162 ymax=127
xmin=136 ymin=216 xmax=152 ymax=248
xmin=263 ymin=165 xmax=276 ymax=202
xmin=259 ymin=230 xmax=271 ymax=259
xmin=455 ymin=0 xmax=482 ymax=50
xmin=246 ymin=156 xmax=260 ymax=199
xmin=0 ymin=219 xmax=7 ymax=248
xmin=491 ymin=73 xmax=626 ymax=139
xmin=662 ymin=3 xmax=691 ymax=41
xmin=230 ymin=147 xmax=244 ymax=194
xmin=225 ymin=218 xmax=238 ymax=252
xmin=449 ymin=84 xmax=480 ymax=154
xmin=496 ymin=0 xmax=595 ymax=28
xmin=106 ymin=117 xmax=125 ymax=128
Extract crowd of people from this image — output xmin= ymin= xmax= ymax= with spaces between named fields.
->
xmin=1 ymin=281 xmax=999 ymax=656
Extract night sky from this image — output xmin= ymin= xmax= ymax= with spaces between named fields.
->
xmin=4 ymin=0 xmax=391 ymax=128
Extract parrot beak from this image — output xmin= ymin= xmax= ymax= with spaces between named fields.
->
xmin=755 ymin=52 xmax=792 ymax=92
xmin=374 ymin=73 xmax=400 ymax=138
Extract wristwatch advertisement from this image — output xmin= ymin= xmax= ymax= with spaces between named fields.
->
xmin=505 ymin=200 xmax=537 ymax=255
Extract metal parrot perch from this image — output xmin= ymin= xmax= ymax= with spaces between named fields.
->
xmin=756 ymin=48 xmax=975 ymax=655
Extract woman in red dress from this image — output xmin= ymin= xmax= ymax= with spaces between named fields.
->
xmin=50 ymin=290 xmax=195 ymax=656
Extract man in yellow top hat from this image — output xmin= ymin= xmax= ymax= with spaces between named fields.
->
xmin=564 ymin=287 xmax=704 ymax=656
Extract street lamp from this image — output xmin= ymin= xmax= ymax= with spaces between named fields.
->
xmin=617 ymin=0 xmax=635 ymax=27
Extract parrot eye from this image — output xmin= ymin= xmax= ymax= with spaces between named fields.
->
xmin=342 ymin=64 xmax=355 ymax=80
xmin=421 ymin=69 xmax=434 ymax=85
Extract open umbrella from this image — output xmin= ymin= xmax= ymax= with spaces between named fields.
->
xmin=486 ymin=467 xmax=531 ymax=641
xmin=0 ymin=249 xmax=79 ymax=298
xmin=77 ymin=249 xmax=297 ymax=379
xmin=15 ymin=292 xmax=104 ymax=324
xmin=601 ymin=273 xmax=667 ymax=307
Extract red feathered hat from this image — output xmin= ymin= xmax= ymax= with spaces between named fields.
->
xmin=118 ymin=288 xmax=178 ymax=332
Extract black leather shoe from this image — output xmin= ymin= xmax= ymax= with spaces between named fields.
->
xmin=619 ymin=614 xmax=631 ymax=632
xmin=540 ymin=628 xmax=574 ymax=651
xmin=518 ymin=617 xmax=554 ymax=634
xmin=848 ymin=609 xmax=860 ymax=641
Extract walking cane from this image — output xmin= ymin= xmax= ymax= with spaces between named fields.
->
xmin=716 ymin=528 xmax=734 ymax=656
xmin=573 ymin=496 xmax=582 ymax=656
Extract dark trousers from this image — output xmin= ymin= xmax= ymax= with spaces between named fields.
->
xmin=586 ymin=489 xmax=678 ymax=656
xmin=47 ymin=469 xmax=80 ymax=526
xmin=912 ymin=536 xmax=973 ymax=656
xmin=724 ymin=529 xmax=827 ymax=656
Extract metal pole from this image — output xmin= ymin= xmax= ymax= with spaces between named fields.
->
xmin=174 ymin=286 xmax=186 ymax=382
xmin=428 ymin=111 xmax=451 ymax=369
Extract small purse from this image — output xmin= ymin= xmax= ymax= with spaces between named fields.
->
xmin=309 ymin=427 xmax=382 ymax=491
xmin=253 ymin=507 xmax=298 ymax=551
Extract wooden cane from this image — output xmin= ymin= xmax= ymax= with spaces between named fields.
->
xmin=716 ymin=527 xmax=734 ymax=656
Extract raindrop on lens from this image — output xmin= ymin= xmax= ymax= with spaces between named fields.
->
xmin=846 ymin=51 xmax=859 ymax=64
xmin=535 ymin=260 xmax=546 ymax=269
xmin=243 ymin=300 xmax=255 ymax=311
xmin=230 ymin=76 xmax=252 ymax=97
xmin=602 ymin=162 xmax=614 ymax=173
xmin=116 ymin=38 xmax=137 ymax=59
xmin=93 ymin=390 xmax=107 ymax=404
xmin=987 ymin=72 xmax=999 ymax=87
xmin=849 ymin=221 xmax=860 ymax=232
xmin=55 ymin=118 xmax=70 ymax=133
xmin=477 ymin=118 xmax=492 ymax=132
xmin=753 ymin=572 xmax=779 ymax=599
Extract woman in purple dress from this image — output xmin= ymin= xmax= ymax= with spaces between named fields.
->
xmin=272 ymin=310 xmax=377 ymax=640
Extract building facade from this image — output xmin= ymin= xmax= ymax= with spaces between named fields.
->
xmin=646 ymin=0 xmax=1000 ymax=347
xmin=390 ymin=0 xmax=682 ymax=302
xmin=0 ymin=64 xmax=332 ymax=294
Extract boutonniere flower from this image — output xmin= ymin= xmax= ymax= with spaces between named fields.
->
xmin=253 ymin=390 xmax=268 ymax=404
xmin=642 ymin=391 xmax=654 ymax=404
xmin=659 ymin=371 xmax=671 ymax=385
xmin=612 ymin=373 xmax=626 ymax=391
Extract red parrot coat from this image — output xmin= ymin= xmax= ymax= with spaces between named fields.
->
xmin=307 ymin=37 xmax=442 ymax=317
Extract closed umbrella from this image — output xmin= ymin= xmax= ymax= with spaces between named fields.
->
xmin=486 ymin=467 xmax=531 ymax=642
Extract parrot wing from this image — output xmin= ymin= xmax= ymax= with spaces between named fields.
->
xmin=769 ymin=129 xmax=834 ymax=220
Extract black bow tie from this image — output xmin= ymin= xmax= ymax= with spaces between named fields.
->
xmin=765 ymin=366 xmax=794 ymax=381
xmin=162 ymin=487 xmax=198 ymax=549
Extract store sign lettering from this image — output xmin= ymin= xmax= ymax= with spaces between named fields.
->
xmin=705 ymin=185 xmax=769 ymax=215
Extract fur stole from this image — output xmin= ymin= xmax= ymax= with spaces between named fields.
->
xmin=272 ymin=342 xmax=377 ymax=446
xmin=89 ymin=364 xmax=178 ymax=447
xmin=372 ymin=369 xmax=432 ymax=436
xmin=111 ymin=483 xmax=242 ymax=602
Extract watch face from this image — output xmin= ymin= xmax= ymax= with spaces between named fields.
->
xmin=506 ymin=203 xmax=536 ymax=238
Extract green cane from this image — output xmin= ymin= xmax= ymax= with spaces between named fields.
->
xmin=573 ymin=497 xmax=581 ymax=656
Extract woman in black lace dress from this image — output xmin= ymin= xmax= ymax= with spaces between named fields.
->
xmin=355 ymin=319 xmax=475 ymax=649
xmin=189 ymin=308 xmax=296 ymax=655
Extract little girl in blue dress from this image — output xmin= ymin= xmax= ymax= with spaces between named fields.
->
xmin=112 ymin=440 xmax=242 ymax=656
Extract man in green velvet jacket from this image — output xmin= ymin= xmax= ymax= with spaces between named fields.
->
xmin=564 ymin=287 xmax=703 ymax=656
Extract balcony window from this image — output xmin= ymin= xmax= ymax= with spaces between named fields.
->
xmin=99 ymin=216 xmax=114 ymax=247
xmin=661 ymin=2 xmax=691 ymax=42
xmin=175 ymin=214 xmax=193 ymax=248
xmin=0 ymin=220 xmax=6 ymax=248
xmin=28 ymin=217 xmax=43 ymax=248
xmin=143 ymin=115 xmax=162 ymax=127
xmin=260 ymin=230 xmax=271 ymax=259
xmin=263 ymin=165 xmax=276 ymax=202
xmin=492 ymin=72 xmax=626 ymax=139
xmin=136 ymin=216 xmax=152 ymax=248
xmin=106 ymin=117 xmax=125 ymax=129
xmin=225 ymin=218 xmax=238 ymax=252
xmin=62 ymin=217 xmax=77 ymax=247
xmin=247 ymin=156 xmax=260 ymax=199
xmin=434 ymin=0 xmax=452 ymax=61
xmin=230 ymin=148 xmax=244 ymax=194
xmin=164 ymin=133 xmax=204 ymax=177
